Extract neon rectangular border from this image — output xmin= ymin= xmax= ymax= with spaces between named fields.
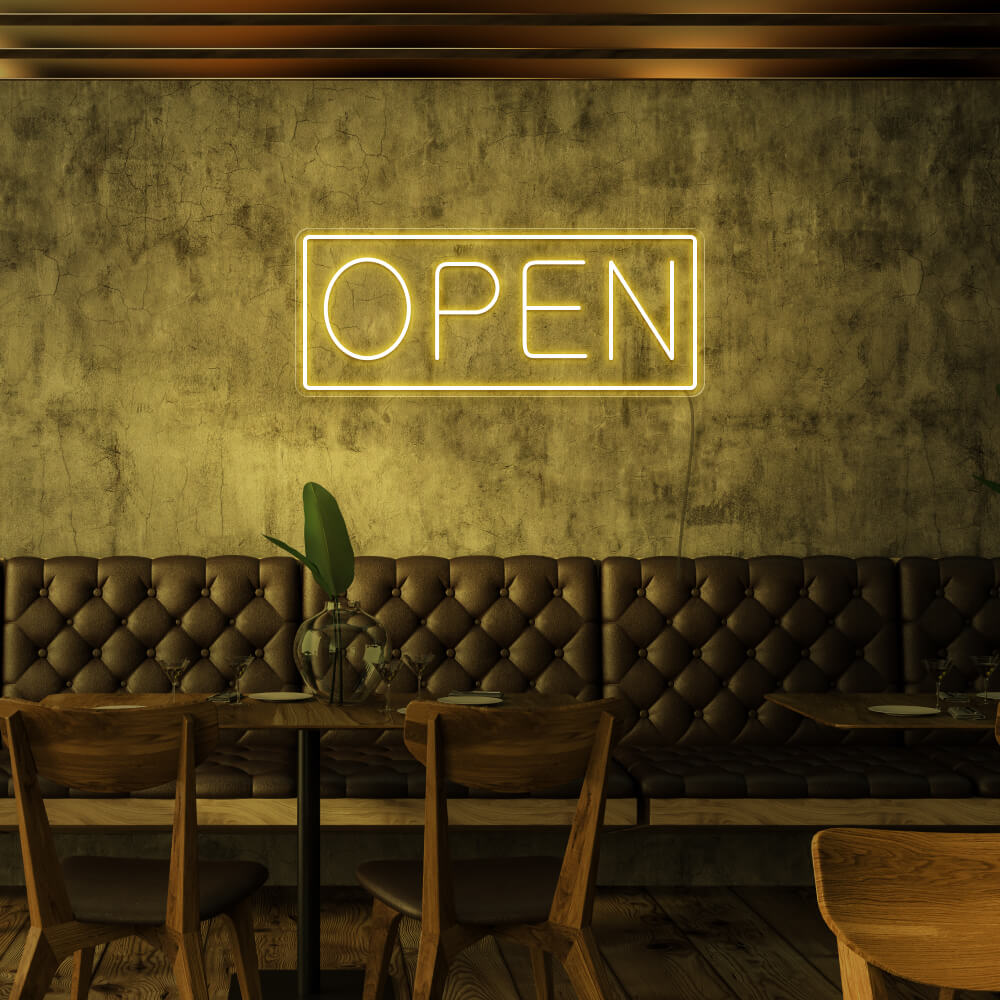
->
xmin=300 ymin=232 xmax=700 ymax=393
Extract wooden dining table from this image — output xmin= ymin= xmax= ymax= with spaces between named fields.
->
xmin=765 ymin=690 xmax=1000 ymax=731
xmin=38 ymin=689 xmax=577 ymax=1000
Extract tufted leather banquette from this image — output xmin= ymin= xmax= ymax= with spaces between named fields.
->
xmin=2 ymin=553 xmax=1000 ymax=812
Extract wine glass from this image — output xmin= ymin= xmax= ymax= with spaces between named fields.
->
xmin=231 ymin=655 xmax=254 ymax=703
xmin=971 ymin=654 xmax=1000 ymax=704
xmin=375 ymin=657 xmax=404 ymax=721
xmin=157 ymin=658 xmax=192 ymax=701
xmin=402 ymin=652 xmax=435 ymax=700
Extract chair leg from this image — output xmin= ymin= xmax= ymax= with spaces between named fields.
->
xmin=10 ymin=927 xmax=59 ymax=1000
xmin=222 ymin=899 xmax=263 ymax=1000
xmin=70 ymin=946 xmax=95 ymax=1000
xmin=560 ymin=928 xmax=614 ymax=1000
xmin=937 ymin=991 xmax=955 ymax=1000
xmin=363 ymin=898 xmax=402 ymax=1000
xmin=837 ymin=940 xmax=890 ymax=1000
xmin=172 ymin=929 xmax=211 ymax=1000
xmin=529 ymin=945 xmax=553 ymax=1000
xmin=412 ymin=929 xmax=449 ymax=1000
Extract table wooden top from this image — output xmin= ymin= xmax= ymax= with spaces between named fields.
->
xmin=33 ymin=691 xmax=579 ymax=730
xmin=765 ymin=691 xmax=999 ymax=731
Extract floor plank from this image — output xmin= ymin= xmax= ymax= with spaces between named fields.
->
xmin=650 ymin=886 xmax=842 ymax=1000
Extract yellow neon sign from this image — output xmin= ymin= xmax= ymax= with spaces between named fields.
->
xmin=299 ymin=232 xmax=702 ymax=395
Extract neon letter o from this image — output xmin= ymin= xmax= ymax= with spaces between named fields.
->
xmin=323 ymin=257 xmax=412 ymax=361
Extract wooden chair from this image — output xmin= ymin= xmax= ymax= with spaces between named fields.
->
xmin=1 ymin=701 xmax=268 ymax=1000
xmin=812 ymin=826 xmax=1000 ymax=999
xmin=356 ymin=698 xmax=621 ymax=1000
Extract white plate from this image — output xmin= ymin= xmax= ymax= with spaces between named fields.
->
xmin=437 ymin=693 xmax=503 ymax=706
xmin=92 ymin=704 xmax=145 ymax=710
xmin=868 ymin=704 xmax=941 ymax=717
xmin=245 ymin=692 xmax=314 ymax=702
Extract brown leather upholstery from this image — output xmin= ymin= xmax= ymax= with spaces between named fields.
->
xmin=318 ymin=743 xmax=636 ymax=798
xmin=602 ymin=556 xmax=899 ymax=746
xmin=899 ymin=556 xmax=1000 ymax=746
xmin=313 ymin=555 xmax=601 ymax=751
xmin=614 ymin=744 xmax=974 ymax=798
xmin=1 ymin=556 xmax=301 ymax=797
xmin=61 ymin=855 xmax=268 ymax=923
xmin=356 ymin=856 xmax=561 ymax=923
xmin=3 ymin=555 xmax=301 ymax=698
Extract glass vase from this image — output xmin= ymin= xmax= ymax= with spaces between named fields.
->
xmin=294 ymin=597 xmax=389 ymax=704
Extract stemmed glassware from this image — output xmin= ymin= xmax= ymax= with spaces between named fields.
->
xmin=971 ymin=653 xmax=1000 ymax=705
xmin=402 ymin=653 xmax=435 ymax=700
xmin=157 ymin=658 xmax=192 ymax=701
xmin=231 ymin=655 xmax=254 ymax=703
xmin=375 ymin=657 xmax=404 ymax=721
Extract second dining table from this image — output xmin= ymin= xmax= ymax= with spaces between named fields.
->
xmin=42 ymin=688 xmax=578 ymax=1000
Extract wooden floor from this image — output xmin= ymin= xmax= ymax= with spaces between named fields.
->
xmin=0 ymin=885 xmax=995 ymax=1000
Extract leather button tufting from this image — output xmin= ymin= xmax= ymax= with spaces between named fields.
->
xmin=966 ymin=619 xmax=973 ymax=627
xmin=748 ymin=709 xmax=757 ymax=718
xmin=745 ymin=587 xmax=754 ymax=597
xmin=446 ymin=649 xmax=455 ymax=658
xmin=773 ymin=619 xmax=781 ymax=626
xmin=391 ymin=588 xmax=401 ymax=597
xmin=552 ymin=587 xmax=562 ymax=597
xmin=691 ymin=587 xmax=700 ymax=597
xmin=120 ymin=681 xmax=127 ymax=688
xmin=474 ymin=680 xmax=481 ymax=688
xmin=638 ymin=648 xmax=648 ymax=658
xmin=201 ymin=588 xmax=210 ymax=597
xmin=445 ymin=588 xmax=455 ymax=597
xmin=500 ymin=648 xmax=509 ymax=658
xmin=747 ymin=649 xmax=755 ymax=658
xmin=229 ymin=619 xmax=236 ymax=626
xmin=420 ymin=618 xmax=427 ymax=626
xmin=392 ymin=649 xmax=400 ymax=658
xmin=936 ymin=589 xmax=944 ymax=597
xmin=499 ymin=587 xmax=509 ymax=597
xmin=666 ymin=679 xmax=674 ymax=687
xmin=799 ymin=588 xmax=808 ymax=597
xmin=255 ymin=649 xmax=264 ymax=658
xmin=147 ymin=588 xmax=156 ymax=597
xmin=802 ymin=649 xmax=811 ymax=658
xmin=829 ymin=680 xmax=837 ymax=689
xmin=38 ymin=588 xmax=47 ymax=597
xmin=65 ymin=680 xmax=71 ymax=688
xmin=692 ymin=649 xmax=702 ymax=658
xmin=554 ymin=649 xmax=564 ymax=658
xmin=66 ymin=619 xmax=73 ymax=626
xmin=636 ymin=587 xmax=646 ymax=597
xmin=254 ymin=588 xmax=264 ymax=597
xmin=665 ymin=617 xmax=673 ymax=627
xmin=38 ymin=649 xmax=46 ymax=658
xmin=122 ymin=619 xmax=129 ymax=626
xmin=828 ymin=619 xmax=836 ymax=626
xmin=146 ymin=649 xmax=155 ymax=658
xmin=693 ymin=709 xmax=703 ymax=718
xmin=93 ymin=650 xmax=101 ymax=659
xmin=93 ymin=588 xmax=102 ymax=597
xmin=855 ymin=649 xmax=864 ymax=657
xmin=529 ymin=679 xmax=536 ymax=687
xmin=639 ymin=709 xmax=648 ymax=718
xmin=473 ymin=618 xmax=481 ymax=626
xmin=175 ymin=619 xmax=182 ymax=626
xmin=201 ymin=649 xmax=210 ymax=658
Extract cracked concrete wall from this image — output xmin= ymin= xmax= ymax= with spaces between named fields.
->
xmin=0 ymin=80 xmax=998 ymax=559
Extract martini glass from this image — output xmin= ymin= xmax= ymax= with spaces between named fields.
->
xmin=231 ymin=655 xmax=254 ymax=703
xmin=403 ymin=652 xmax=435 ymax=700
xmin=375 ymin=657 xmax=404 ymax=721
xmin=158 ymin=658 xmax=192 ymax=701
xmin=972 ymin=654 xmax=1000 ymax=705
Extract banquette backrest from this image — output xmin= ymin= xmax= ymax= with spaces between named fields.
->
xmin=2 ymin=556 xmax=301 ymax=701
xmin=601 ymin=556 xmax=900 ymax=746
xmin=310 ymin=555 xmax=602 ymax=747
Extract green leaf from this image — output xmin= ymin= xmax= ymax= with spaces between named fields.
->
xmin=302 ymin=482 xmax=355 ymax=596
xmin=974 ymin=474 xmax=1000 ymax=494
xmin=262 ymin=533 xmax=335 ymax=598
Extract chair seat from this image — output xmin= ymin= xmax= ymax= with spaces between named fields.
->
xmin=62 ymin=856 xmax=268 ymax=924
xmin=356 ymin=856 xmax=562 ymax=924
xmin=614 ymin=744 xmax=976 ymax=797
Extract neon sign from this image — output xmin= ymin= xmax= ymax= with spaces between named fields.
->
xmin=299 ymin=232 xmax=702 ymax=394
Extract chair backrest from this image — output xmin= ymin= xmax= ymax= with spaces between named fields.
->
xmin=1 ymin=700 xmax=218 ymax=793
xmin=813 ymin=826 xmax=1000 ymax=992
xmin=403 ymin=698 xmax=620 ymax=794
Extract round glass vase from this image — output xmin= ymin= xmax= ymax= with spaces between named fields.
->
xmin=294 ymin=597 xmax=389 ymax=705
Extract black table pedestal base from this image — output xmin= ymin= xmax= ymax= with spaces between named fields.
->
xmin=229 ymin=968 xmax=366 ymax=1000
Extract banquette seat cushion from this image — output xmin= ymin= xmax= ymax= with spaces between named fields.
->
xmin=602 ymin=555 xmax=985 ymax=799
